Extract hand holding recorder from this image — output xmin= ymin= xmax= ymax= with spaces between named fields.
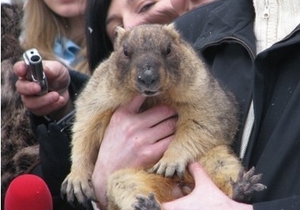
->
xmin=14 ymin=49 xmax=71 ymax=117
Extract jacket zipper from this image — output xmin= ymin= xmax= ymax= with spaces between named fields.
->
xmin=263 ymin=0 xmax=270 ymax=19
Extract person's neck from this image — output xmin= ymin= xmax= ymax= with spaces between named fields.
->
xmin=65 ymin=15 xmax=85 ymax=43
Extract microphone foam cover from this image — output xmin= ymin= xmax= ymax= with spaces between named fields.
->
xmin=5 ymin=174 xmax=53 ymax=210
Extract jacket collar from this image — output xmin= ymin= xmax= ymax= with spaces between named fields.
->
xmin=174 ymin=0 xmax=257 ymax=57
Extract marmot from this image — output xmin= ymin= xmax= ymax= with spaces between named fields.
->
xmin=61 ymin=24 xmax=265 ymax=209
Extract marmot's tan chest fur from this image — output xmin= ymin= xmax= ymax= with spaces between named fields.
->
xmin=61 ymin=24 xmax=265 ymax=209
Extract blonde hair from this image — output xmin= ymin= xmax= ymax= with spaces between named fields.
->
xmin=21 ymin=0 xmax=90 ymax=75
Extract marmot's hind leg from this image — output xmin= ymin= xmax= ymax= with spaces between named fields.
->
xmin=199 ymin=145 xmax=266 ymax=202
xmin=107 ymin=169 xmax=184 ymax=210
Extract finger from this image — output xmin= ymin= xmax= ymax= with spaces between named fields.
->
xmin=21 ymin=92 xmax=60 ymax=110
xmin=43 ymin=61 xmax=70 ymax=90
xmin=13 ymin=61 xmax=28 ymax=78
xmin=32 ymin=97 xmax=67 ymax=116
xmin=15 ymin=78 xmax=41 ymax=95
xmin=145 ymin=117 xmax=177 ymax=144
xmin=22 ymin=92 xmax=66 ymax=115
xmin=43 ymin=61 xmax=68 ymax=81
xmin=138 ymin=104 xmax=177 ymax=128
xmin=139 ymin=135 xmax=174 ymax=168
xmin=122 ymin=95 xmax=147 ymax=113
xmin=149 ymin=134 xmax=173 ymax=156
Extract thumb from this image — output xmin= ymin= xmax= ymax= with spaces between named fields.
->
xmin=188 ymin=162 xmax=212 ymax=187
xmin=43 ymin=61 xmax=70 ymax=92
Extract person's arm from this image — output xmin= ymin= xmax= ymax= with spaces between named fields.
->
xmin=14 ymin=60 xmax=90 ymax=141
xmin=14 ymin=60 xmax=91 ymax=209
xmin=92 ymin=95 xmax=177 ymax=209
xmin=27 ymin=67 xmax=90 ymax=194
xmin=162 ymin=162 xmax=253 ymax=210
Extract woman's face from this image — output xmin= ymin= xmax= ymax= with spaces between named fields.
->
xmin=106 ymin=0 xmax=180 ymax=41
xmin=43 ymin=0 xmax=86 ymax=18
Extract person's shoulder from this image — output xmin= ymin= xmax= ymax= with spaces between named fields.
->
xmin=175 ymin=0 xmax=226 ymax=23
xmin=173 ymin=0 xmax=254 ymax=47
xmin=173 ymin=0 xmax=227 ymax=44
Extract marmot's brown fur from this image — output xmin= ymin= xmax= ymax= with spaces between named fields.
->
xmin=61 ymin=24 xmax=265 ymax=209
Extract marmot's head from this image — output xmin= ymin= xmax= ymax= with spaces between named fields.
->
xmin=111 ymin=24 xmax=195 ymax=97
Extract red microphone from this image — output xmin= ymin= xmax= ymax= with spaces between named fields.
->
xmin=4 ymin=174 xmax=53 ymax=210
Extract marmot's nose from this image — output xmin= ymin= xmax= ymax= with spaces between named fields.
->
xmin=138 ymin=69 xmax=158 ymax=88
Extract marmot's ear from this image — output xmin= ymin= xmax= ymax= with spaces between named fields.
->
xmin=163 ymin=23 xmax=181 ymax=42
xmin=114 ymin=26 xmax=126 ymax=50
xmin=115 ymin=26 xmax=126 ymax=38
xmin=165 ymin=23 xmax=176 ymax=31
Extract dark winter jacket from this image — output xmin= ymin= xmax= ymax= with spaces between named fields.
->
xmin=174 ymin=0 xmax=300 ymax=209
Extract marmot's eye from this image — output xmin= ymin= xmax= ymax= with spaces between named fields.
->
xmin=166 ymin=43 xmax=172 ymax=55
xmin=123 ymin=46 xmax=129 ymax=56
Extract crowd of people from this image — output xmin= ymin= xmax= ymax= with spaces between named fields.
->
xmin=2 ymin=0 xmax=300 ymax=209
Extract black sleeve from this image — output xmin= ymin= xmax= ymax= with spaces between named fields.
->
xmin=68 ymin=69 xmax=90 ymax=101
xmin=30 ymin=70 xmax=91 ymax=209
xmin=36 ymin=123 xmax=71 ymax=194
xmin=30 ymin=70 xmax=90 ymax=191
xmin=36 ymin=123 xmax=91 ymax=210
xmin=29 ymin=114 xmax=72 ymax=197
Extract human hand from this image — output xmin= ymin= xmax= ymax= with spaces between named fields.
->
xmin=92 ymin=95 xmax=177 ymax=208
xmin=14 ymin=60 xmax=71 ymax=117
xmin=162 ymin=162 xmax=253 ymax=210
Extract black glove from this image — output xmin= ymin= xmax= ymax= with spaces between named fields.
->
xmin=36 ymin=123 xmax=71 ymax=196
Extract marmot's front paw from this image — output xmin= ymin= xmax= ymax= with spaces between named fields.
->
xmin=133 ymin=193 xmax=161 ymax=210
xmin=61 ymin=171 xmax=95 ymax=205
xmin=231 ymin=167 xmax=267 ymax=202
xmin=149 ymin=156 xmax=187 ymax=178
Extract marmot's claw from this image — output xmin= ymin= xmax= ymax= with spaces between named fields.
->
xmin=231 ymin=167 xmax=267 ymax=202
xmin=150 ymin=159 xmax=186 ymax=178
xmin=61 ymin=173 xmax=95 ymax=205
xmin=133 ymin=193 xmax=161 ymax=210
